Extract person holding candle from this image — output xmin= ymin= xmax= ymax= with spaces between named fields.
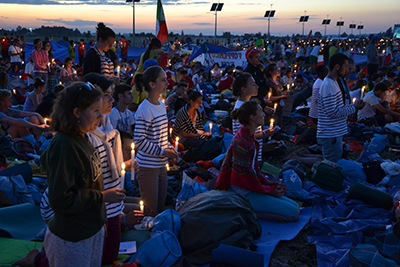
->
xmin=265 ymin=63 xmax=289 ymax=127
xmin=42 ymin=41 xmax=56 ymax=95
xmin=317 ymin=53 xmax=365 ymax=163
xmin=172 ymin=91 xmax=211 ymax=148
xmin=216 ymin=101 xmax=299 ymax=222
xmin=134 ymin=65 xmax=178 ymax=217
xmin=60 ymin=57 xmax=78 ymax=88
xmin=39 ymin=81 xmax=106 ymax=267
xmin=231 ymin=72 xmax=273 ymax=162
xmin=31 ymin=38 xmax=49 ymax=88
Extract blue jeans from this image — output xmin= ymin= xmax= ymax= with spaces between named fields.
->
xmin=317 ymin=136 xmax=343 ymax=163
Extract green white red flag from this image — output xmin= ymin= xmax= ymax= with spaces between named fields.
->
xmin=156 ymin=0 xmax=168 ymax=45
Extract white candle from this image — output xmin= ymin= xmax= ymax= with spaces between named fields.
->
xmin=269 ymin=118 xmax=274 ymax=130
xmin=140 ymin=200 xmax=144 ymax=214
xmin=273 ymin=103 xmax=278 ymax=114
xmin=169 ymin=128 xmax=173 ymax=139
xmin=131 ymin=143 xmax=135 ymax=181
xmin=267 ymin=92 xmax=271 ymax=101
xmin=121 ymin=163 xmax=126 ymax=189
xmin=117 ymin=66 xmax=120 ymax=77
xmin=286 ymin=84 xmax=290 ymax=90
xmin=44 ymin=118 xmax=48 ymax=125
xmin=166 ymin=163 xmax=170 ymax=171
xmin=209 ymin=122 xmax=213 ymax=133
xmin=175 ymin=137 xmax=179 ymax=153
xmin=361 ymin=86 xmax=365 ymax=99
xmin=352 ymin=98 xmax=356 ymax=104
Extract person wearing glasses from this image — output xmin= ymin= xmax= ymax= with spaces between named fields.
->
xmin=83 ymin=23 xmax=118 ymax=82
xmin=39 ymin=82 xmax=106 ymax=267
xmin=172 ymin=91 xmax=211 ymax=148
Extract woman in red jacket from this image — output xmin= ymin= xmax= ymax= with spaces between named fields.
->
xmin=215 ymin=101 xmax=299 ymax=222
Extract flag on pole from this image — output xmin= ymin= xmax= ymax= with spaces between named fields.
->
xmin=156 ymin=0 xmax=168 ymax=45
xmin=308 ymin=30 xmax=312 ymax=40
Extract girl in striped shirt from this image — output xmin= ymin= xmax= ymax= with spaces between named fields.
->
xmin=134 ymin=66 xmax=178 ymax=217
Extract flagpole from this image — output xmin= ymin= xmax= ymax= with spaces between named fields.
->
xmin=132 ymin=2 xmax=135 ymax=47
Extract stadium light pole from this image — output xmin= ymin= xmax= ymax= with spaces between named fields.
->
xmin=211 ymin=1 xmax=224 ymax=43
xmin=358 ymin=22 xmax=364 ymax=36
xmin=264 ymin=4 xmax=276 ymax=41
xmin=299 ymin=10 xmax=309 ymax=37
xmin=126 ymin=0 xmax=140 ymax=47
xmin=337 ymin=17 xmax=344 ymax=37
xmin=349 ymin=21 xmax=356 ymax=36
xmin=322 ymin=15 xmax=331 ymax=38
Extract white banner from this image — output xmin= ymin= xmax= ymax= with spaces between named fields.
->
xmin=195 ymin=51 xmax=247 ymax=68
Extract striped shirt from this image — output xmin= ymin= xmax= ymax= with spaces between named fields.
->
xmin=309 ymin=78 xmax=323 ymax=119
xmin=134 ymin=99 xmax=169 ymax=168
xmin=173 ymin=104 xmax=206 ymax=143
xmin=40 ymin=138 xmax=124 ymax=221
xmin=317 ymin=77 xmax=356 ymax=138
xmin=232 ymin=100 xmax=263 ymax=162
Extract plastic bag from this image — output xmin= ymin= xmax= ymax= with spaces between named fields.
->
xmin=281 ymin=169 xmax=309 ymax=200
xmin=367 ymin=134 xmax=388 ymax=154
xmin=381 ymin=160 xmax=400 ymax=176
xmin=151 ymin=209 xmax=181 ymax=239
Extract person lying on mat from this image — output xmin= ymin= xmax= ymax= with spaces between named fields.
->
xmin=215 ymin=100 xmax=300 ymax=222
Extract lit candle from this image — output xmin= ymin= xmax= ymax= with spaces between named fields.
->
xmin=12 ymin=89 xmax=16 ymax=94
xmin=140 ymin=200 xmax=144 ymax=214
xmin=169 ymin=128 xmax=173 ymax=139
xmin=166 ymin=163 xmax=170 ymax=171
xmin=286 ymin=84 xmax=290 ymax=90
xmin=121 ymin=163 xmax=126 ymax=189
xmin=273 ymin=103 xmax=277 ymax=114
xmin=131 ymin=143 xmax=135 ymax=181
xmin=269 ymin=118 xmax=274 ymax=130
xmin=116 ymin=66 xmax=120 ymax=77
xmin=267 ymin=92 xmax=271 ymax=101
xmin=352 ymin=98 xmax=356 ymax=104
xmin=209 ymin=122 xmax=213 ymax=133
xmin=44 ymin=118 xmax=48 ymax=124
xmin=22 ymin=61 xmax=24 ymax=65
xmin=361 ymin=86 xmax=365 ymax=99
xmin=175 ymin=137 xmax=179 ymax=153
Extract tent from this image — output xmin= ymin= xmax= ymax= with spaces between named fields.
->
xmin=188 ymin=43 xmax=234 ymax=62
xmin=350 ymin=53 xmax=367 ymax=66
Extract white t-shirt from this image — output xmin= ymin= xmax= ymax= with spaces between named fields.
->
xmin=109 ymin=107 xmax=135 ymax=133
xmin=25 ymin=62 xmax=34 ymax=86
xmin=8 ymin=45 xmax=21 ymax=63
xmin=358 ymin=91 xmax=380 ymax=119
xmin=192 ymin=73 xmax=203 ymax=86
xmin=311 ymin=46 xmax=321 ymax=57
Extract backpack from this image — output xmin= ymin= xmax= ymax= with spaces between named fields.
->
xmin=311 ymin=160 xmax=346 ymax=192
xmin=262 ymin=140 xmax=287 ymax=159
xmin=279 ymin=159 xmax=307 ymax=182
xmin=363 ymin=160 xmax=386 ymax=185
xmin=182 ymin=137 xmax=222 ymax=163
xmin=0 ymin=174 xmax=34 ymax=205
xmin=0 ymin=135 xmax=19 ymax=158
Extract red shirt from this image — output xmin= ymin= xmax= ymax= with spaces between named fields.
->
xmin=120 ymin=40 xmax=129 ymax=55
xmin=218 ymin=74 xmax=234 ymax=93
xmin=1 ymin=38 xmax=12 ymax=51
xmin=78 ymin=43 xmax=85 ymax=56
xmin=181 ymin=76 xmax=194 ymax=89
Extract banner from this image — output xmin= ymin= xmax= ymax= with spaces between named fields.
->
xmin=195 ymin=51 xmax=246 ymax=67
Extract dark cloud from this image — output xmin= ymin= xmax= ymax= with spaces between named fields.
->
xmin=36 ymin=18 xmax=108 ymax=26
xmin=192 ymin=22 xmax=213 ymax=25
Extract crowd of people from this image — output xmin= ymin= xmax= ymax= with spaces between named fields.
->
xmin=1 ymin=22 xmax=400 ymax=267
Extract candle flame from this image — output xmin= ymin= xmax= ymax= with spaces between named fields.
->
xmin=166 ymin=163 xmax=170 ymax=171
xmin=352 ymin=98 xmax=356 ymax=104
xmin=122 ymin=162 xmax=125 ymax=170
xmin=131 ymin=142 xmax=135 ymax=150
xmin=274 ymin=103 xmax=278 ymax=109
xmin=176 ymin=136 xmax=179 ymax=143
xmin=140 ymin=200 xmax=143 ymax=206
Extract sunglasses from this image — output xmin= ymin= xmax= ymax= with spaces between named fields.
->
xmin=74 ymin=82 xmax=94 ymax=105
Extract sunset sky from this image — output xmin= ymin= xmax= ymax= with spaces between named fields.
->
xmin=0 ymin=0 xmax=399 ymax=36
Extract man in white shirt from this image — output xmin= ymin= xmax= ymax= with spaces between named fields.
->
xmin=358 ymin=82 xmax=400 ymax=126
xmin=8 ymin=39 xmax=21 ymax=69
xmin=109 ymin=84 xmax=135 ymax=134
xmin=25 ymin=55 xmax=34 ymax=91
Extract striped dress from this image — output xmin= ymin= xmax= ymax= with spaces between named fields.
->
xmin=317 ymin=77 xmax=356 ymax=138
xmin=134 ymin=99 xmax=169 ymax=168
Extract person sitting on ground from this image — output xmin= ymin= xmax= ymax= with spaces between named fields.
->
xmin=210 ymin=63 xmax=222 ymax=83
xmin=218 ymin=67 xmax=234 ymax=93
xmin=109 ymin=84 xmax=135 ymax=134
xmin=35 ymin=84 xmax=65 ymax=118
xmin=165 ymin=81 xmax=189 ymax=117
xmin=179 ymin=69 xmax=194 ymax=89
xmin=0 ymin=89 xmax=48 ymax=139
xmin=24 ymin=77 xmax=46 ymax=112
xmin=8 ymin=63 xmax=22 ymax=79
xmin=216 ymin=101 xmax=300 ymax=222
xmin=60 ymin=57 xmax=78 ymax=88
xmin=389 ymin=77 xmax=400 ymax=111
xmin=192 ymin=68 xmax=205 ymax=88
xmin=281 ymin=69 xmax=294 ymax=87
xmin=358 ymin=82 xmax=400 ymax=126
xmin=293 ymin=74 xmax=309 ymax=93
xmin=172 ymin=91 xmax=211 ymax=148
xmin=308 ymin=65 xmax=329 ymax=125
